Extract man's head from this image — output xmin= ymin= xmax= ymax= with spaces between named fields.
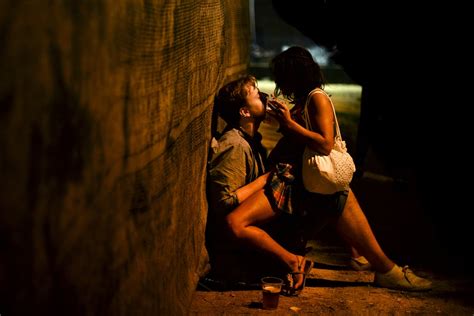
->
xmin=215 ymin=75 xmax=267 ymax=126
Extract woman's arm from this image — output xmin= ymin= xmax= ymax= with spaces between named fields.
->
xmin=268 ymin=93 xmax=335 ymax=155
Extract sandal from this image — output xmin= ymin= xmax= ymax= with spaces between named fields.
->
xmin=284 ymin=256 xmax=314 ymax=296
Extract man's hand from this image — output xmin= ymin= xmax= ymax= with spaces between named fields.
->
xmin=236 ymin=172 xmax=271 ymax=204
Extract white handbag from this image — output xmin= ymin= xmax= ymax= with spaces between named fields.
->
xmin=301 ymin=89 xmax=356 ymax=194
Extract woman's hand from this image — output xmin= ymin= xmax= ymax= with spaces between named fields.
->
xmin=266 ymin=99 xmax=293 ymax=128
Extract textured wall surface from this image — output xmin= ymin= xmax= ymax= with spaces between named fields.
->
xmin=0 ymin=1 xmax=249 ymax=314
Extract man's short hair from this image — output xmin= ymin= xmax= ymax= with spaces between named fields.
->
xmin=214 ymin=75 xmax=257 ymax=126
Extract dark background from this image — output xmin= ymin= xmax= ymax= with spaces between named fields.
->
xmin=268 ymin=0 xmax=473 ymax=276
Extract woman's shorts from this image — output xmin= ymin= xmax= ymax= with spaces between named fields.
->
xmin=265 ymin=163 xmax=349 ymax=235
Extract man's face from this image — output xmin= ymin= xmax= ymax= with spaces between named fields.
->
xmin=243 ymin=84 xmax=266 ymax=119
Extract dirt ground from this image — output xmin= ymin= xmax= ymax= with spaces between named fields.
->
xmin=190 ymin=266 xmax=474 ymax=315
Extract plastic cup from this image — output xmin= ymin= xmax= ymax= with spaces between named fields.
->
xmin=261 ymin=276 xmax=283 ymax=310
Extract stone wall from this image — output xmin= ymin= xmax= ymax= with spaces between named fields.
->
xmin=0 ymin=1 xmax=249 ymax=314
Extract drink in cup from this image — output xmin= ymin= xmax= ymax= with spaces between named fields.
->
xmin=261 ymin=277 xmax=283 ymax=310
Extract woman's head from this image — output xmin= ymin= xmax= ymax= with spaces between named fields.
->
xmin=270 ymin=46 xmax=325 ymax=103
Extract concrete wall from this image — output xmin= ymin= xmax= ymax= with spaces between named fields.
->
xmin=0 ymin=1 xmax=249 ymax=314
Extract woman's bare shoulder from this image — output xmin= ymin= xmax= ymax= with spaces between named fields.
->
xmin=308 ymin=90 xmax=331 ymax=111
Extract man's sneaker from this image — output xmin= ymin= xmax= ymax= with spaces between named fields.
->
xmin=374 ymin=264 xmax=432 ymax=291
xmin=350 ymin=256 xmax=372 ymax=271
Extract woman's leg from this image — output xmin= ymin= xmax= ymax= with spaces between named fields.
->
xmin=336 ymin=190 xmax=432 ymax=291
xmin=335 ymin=189 xmax=394 ymax=273
xmin=348 ymin=246 xmax=372 ymax=271
xmin=351 ymin=247 xmax=361 ymax=258
xmin=226 ymin=189 xmax=305 ymax=288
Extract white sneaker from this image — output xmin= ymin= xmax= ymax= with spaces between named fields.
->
xmin=374 ymin=265 xmax=432 ymax=291
xmin=350 ymin=256 xmax=372 ymax=271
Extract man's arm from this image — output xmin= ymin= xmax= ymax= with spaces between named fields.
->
xmin=208 ymin=142 xmax=247 ymax=213
xmin=208 ymin=138 xmax=269 ymax=214
xmin=235 ymin=172 xmax=270 ymax=204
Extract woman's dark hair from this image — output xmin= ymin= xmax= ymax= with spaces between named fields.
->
xmin=214 ymin=75 xmax=257 ymax=125
xmin=270 ymin=46 xmax=325 ymax=103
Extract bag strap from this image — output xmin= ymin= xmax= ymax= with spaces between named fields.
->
xmin=302 ymin=88 xmax=342 ymax=140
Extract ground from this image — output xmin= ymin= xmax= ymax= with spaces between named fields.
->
xmin=191 ymin=264 xmax=474 ymax=315
xmin=192 ymin=238 xmax=474 ymax=315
